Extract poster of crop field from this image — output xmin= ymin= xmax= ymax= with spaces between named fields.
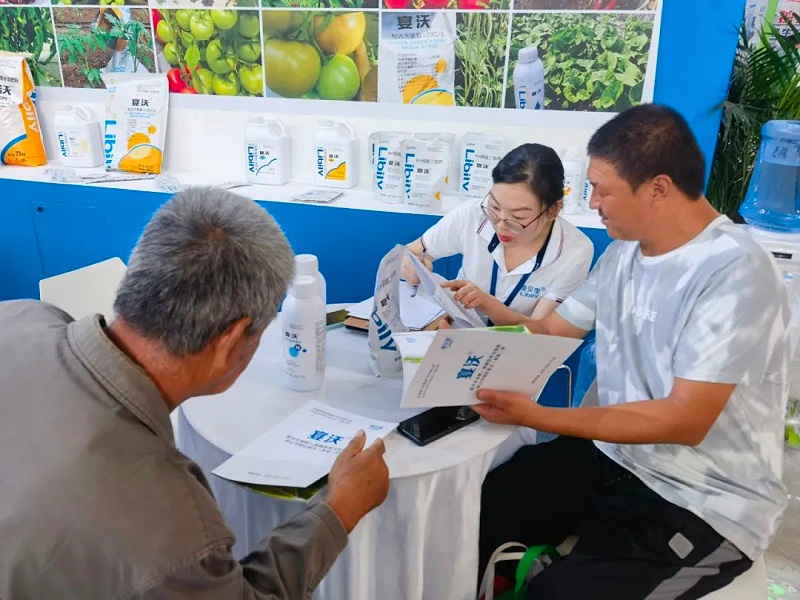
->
xmin=0 ymin=0 xmax=661 ymax=113
xmin=505 ymin=11 xmax=655 ymax=112
xmin=53 ymin=6 xmax=155 ymax=88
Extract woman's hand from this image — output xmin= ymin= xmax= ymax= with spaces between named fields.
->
xmin=441 ymin=280 xmax=493 ymax=311
xmin=401 ymin=250 xmax=433 ymax=285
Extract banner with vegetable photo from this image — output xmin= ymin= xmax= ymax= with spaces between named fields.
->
xmin=382 ymin=0 xmax=507 ymax=10
xmin=153 ymin=8 xmax=263 ymax=95
xmin=455 ymin=12 xmax=508 ymax=108
xmin=0 ymin=7 xmax=62 ymax=86
xmin=152 ymin=0 xmax=258 ymax=7
xmin=264 ymin=0 xmax=378 ymax=9
xmin=0 ymin=0 xmax=50 ymax=5
xmin=262 ymin=10 xmax=377 ymax=101
xmin=504 ymin=12 xmax=654 ymax=112
xmin=52 ymin=0 xmax=148 ymax=6
xmin=53 ymin=7 xmax=154 ymax=88
xmin=511 ymin=0 xmax=656 ymax=9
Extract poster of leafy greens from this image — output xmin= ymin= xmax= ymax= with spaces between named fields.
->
xmin=505 ymin=12 xmax=654 ymax=112
xmin=0 ymin=7 xmax=63 ymax=86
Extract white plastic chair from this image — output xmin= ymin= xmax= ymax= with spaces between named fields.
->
xmin=39 ymin=257 xmax=126 ymax=321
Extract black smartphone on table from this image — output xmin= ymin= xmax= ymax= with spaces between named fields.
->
xmin=397 ymin=406 xmax=480 ymax=447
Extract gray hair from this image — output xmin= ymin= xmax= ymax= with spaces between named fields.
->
xmin=114 ymin=186 xmax=295 ymax=356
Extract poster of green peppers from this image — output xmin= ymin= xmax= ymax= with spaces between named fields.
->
xmin=0 ymin=7 xmax=62 ymax=86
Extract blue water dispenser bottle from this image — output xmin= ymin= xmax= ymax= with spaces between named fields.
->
xmin=740 ymin=120 xmax=800 ymax=233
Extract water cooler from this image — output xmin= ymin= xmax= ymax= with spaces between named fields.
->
xmin=740 ymin=120 xmax=800 ymax=448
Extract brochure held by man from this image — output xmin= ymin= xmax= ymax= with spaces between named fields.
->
xmin=396 ymin=328 xmax=581 ymax=409
xmin=213 ymin=401 xmax=397 ymax=501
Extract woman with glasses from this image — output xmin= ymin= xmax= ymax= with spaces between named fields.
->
xmin=404 ymin=143 xmax=594 ymax=326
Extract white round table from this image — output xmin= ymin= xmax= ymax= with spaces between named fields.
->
xmin=177 ymin=307 xmax=520 ymax=600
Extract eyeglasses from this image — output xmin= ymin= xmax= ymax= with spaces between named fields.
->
xmin=480 ymin=195 xmax=550 ymax=235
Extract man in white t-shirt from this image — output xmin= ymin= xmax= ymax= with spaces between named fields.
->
xmin=475 ymin=105 xmax=790 ymax=599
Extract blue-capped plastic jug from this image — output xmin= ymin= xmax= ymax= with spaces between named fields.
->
xmin=740 ymin=120 xmax=800 ymax=233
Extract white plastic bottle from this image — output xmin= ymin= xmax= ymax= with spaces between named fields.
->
xmin=295 ymin=254 xmax=326 ymax=305
xmin=283 ymin=276 xmax=326 ymax=392
xmin=513 ymin=47 xmax=545 ymax=110
xmin=580 ymin=166 xmax=593 ymax=213
xmin=561 ymin=148 xmax=584 ymax=215
xmin=245 ymin=117 xmax=291 ymax=185
xmin=52 ymin=106 xmax=104 ymax=168
xmin=314 ymin=120 xmax=358 ymax=189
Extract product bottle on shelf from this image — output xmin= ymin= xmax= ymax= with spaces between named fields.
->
xmin=52 ymin=106 xmax=104 ymax=168
xmin=561 ymin=148 xmax=584 ymax=215
xmin=580 ymin=166 xmax=593 ymax=213
xmin=244 ymin=117 xmax=291 ymax=186
xmin=314 ymin=120 xmax=358 ymax=189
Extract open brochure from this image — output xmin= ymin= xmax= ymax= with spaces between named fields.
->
xmin=394 ymin=328 xmax=581 ymax=409
xmin=404 ymin=250 xmax=485 ymax=329
xmin=347 ymin=281 xmax=445 ymax=331
xmin=212 ymin=402 xmax=397 ymax=501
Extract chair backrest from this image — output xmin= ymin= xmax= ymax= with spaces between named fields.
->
xmin=39 ymin=258 xmax=127 ymax=322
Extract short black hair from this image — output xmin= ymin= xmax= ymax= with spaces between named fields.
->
xmin=492 ymin=143 xmax=565 ymax=209
xmin=587 ymin=104 xmax=705 ymax=198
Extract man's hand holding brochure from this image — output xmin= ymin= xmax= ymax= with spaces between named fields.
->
xmin=394 ymin=328 xmax=581 ymax=409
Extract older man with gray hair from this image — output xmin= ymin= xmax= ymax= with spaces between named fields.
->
xmin=0 ymin=187 xmax=389 ymax=599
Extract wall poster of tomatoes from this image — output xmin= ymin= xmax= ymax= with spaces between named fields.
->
xmin=262 ymin=10 xmax=378 ymax=101
xmin=153 ymin=8 xmax=264 ymax=95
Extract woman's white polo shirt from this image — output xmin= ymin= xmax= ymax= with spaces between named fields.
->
xmin=421 ymin=199 xmax=594 ymax=319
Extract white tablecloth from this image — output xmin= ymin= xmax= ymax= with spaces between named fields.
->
xmin=177 ymin=312 xmax=521 ymax=600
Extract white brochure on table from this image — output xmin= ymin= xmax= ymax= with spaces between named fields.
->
xmin=405 ymin=250 xmax=485 ymax=329
xmin=212 ymin=401 xmax=397 ymax=488
xmin=399 ymin=329 xmax=581 ymax=408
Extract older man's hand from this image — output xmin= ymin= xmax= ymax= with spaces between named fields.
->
xmin=325 ymin=431 xmax=390 ymax=533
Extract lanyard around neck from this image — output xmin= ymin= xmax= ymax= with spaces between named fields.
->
xmin=486 ymin=225 xmax=553 ymax=324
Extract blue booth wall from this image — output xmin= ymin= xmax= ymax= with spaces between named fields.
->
xmin=0 ymin=0 xmax=746 ymax=304
xmin=0 ymin=1 xmax=745 ymax=405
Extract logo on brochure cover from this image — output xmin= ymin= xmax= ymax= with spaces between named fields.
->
xmin=440 ymin=337 xmax=453 ymax=349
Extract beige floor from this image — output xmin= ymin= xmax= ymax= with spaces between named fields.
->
xmin=765 ymin=446 xmax=800 ymax=598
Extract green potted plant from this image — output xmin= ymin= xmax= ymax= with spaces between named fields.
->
xmin=706 ymin=13 xmax=800 ymax=220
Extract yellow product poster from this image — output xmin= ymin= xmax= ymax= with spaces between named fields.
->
xmin=378 ymin=12 xmax=456 ymax=106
